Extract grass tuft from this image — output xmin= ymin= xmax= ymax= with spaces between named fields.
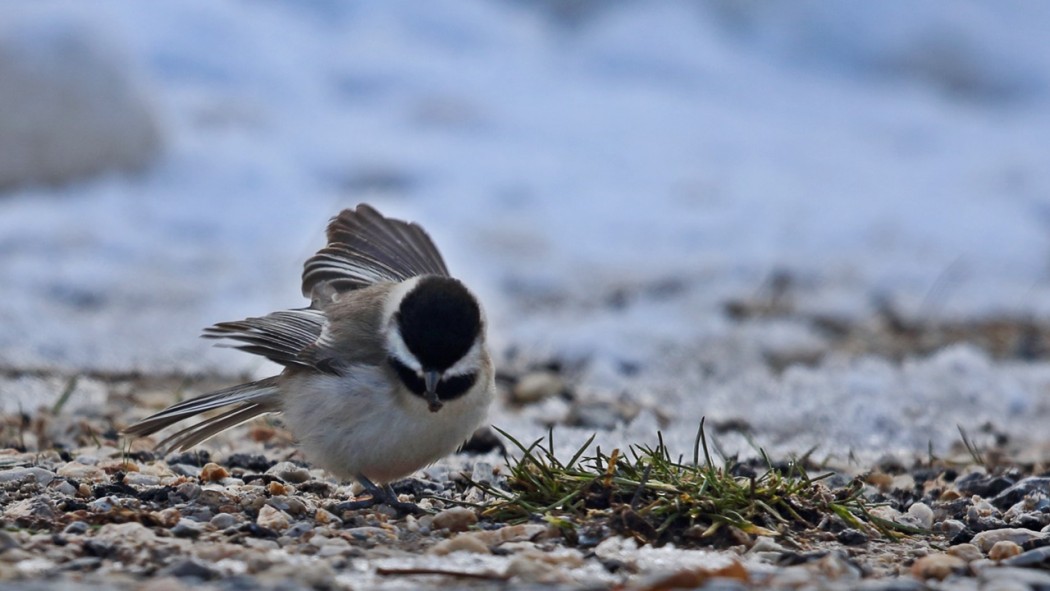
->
xmin=468 ymin=419 xmax=922 ymax=546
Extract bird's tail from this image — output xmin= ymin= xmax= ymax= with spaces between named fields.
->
xmin=123 ymin=377 xmax=281 ymax=454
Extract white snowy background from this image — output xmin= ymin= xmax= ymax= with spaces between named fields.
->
xmin=2 ymin=0 xmax=1050 ymax=461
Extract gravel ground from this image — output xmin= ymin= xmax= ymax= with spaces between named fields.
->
xmin=3 ymin=350 xmax=1050 ymax=591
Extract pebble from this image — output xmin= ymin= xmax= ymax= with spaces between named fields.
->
xmin=0 ymin=467 xmax=55 ymax=486
xmin=153 ymin=508 xmax=181 ymax=528
xmin=123 ymin=473 xmax=161 ymax=487
xmin=63 ymin=521 xmax=89 ymax=535
xmin=990 ymin=477 xmax=1050 ymax=510
xmin=49 ymin=479 xmax=77 ymax=497
xmin=0 ymin=531 xmax=17 ymax=552
xmin=511 ymin=371 xmax=564 ymax=404
xmin=905 ymin=502 xmax=934 ymax=530
xmin=170 ymin=519 xmax=202 ymax=539
xmin=199 ymin=462 xmax=229 ymax=482
xmin=170 ymin=463 xmax=201 ymax=478
xmin=431 ymin=507 xmax=478 ymax=532
xmin=56 ymin=462 xmax=107 ymax=482
xmin=210 ymin=513 xmax=239 ymax=530
xmin=971 ymin=528 xmax=1047 ymax=552
xmin=430 ymin=532 xmax=491 ymax=555
xmin=988 ymin=540 xmax=1023 ymax=561
xmin=947 ymin=543 xmax=983 ymax=563
xmin=266 ymin=462 xmax=310 ymax=484
xmin=1003 ymin=546 xmax=1050 ymax=568
xmin=910 ymin=553 xmax=967 ymax=580
xmin=313 ymin=508 xmax=341 ymax=526
xmin=3 ymin=498 xmax=57 ymax=526
xmin=978 ymin=567 xmax=1050 ymax=588
xmin=256 ymin=505 xmax=291 ymax=531
xmin=346 ymin=526 xmax=396 ymax=543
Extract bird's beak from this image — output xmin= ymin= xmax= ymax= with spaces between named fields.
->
xmin=424 ymin=370 xmax=442 ymax=412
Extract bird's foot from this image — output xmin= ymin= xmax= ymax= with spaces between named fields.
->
xmin=328 ymin=477 xmax=426 ymax=517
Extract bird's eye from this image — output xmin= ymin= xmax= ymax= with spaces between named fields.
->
xmin=435 ymin=373 xmax=477 ymax=401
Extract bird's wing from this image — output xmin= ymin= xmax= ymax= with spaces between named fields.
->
xmin=301 ymin=204 xmax=449 ymax=301
xmin=202 ymin=308 xmax=326 ymax=369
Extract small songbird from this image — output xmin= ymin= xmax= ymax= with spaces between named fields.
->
xmin=125 ymin=205 xmax=494 ymax=513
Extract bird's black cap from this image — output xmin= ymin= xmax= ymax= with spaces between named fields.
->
xmin=397 ymin=276 xmax=481 ymax=370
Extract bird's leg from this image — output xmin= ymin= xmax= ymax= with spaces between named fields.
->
xmin=328 ymin=475 xmax=425 ymax=516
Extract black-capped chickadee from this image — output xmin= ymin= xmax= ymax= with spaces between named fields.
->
xmin=125 ymin=205 xmax=494 ymax=513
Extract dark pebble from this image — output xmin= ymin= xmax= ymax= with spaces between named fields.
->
xmin=949 ymin=527 xmax=976 ymax=545
xmin=63 ymin=521 xmax=89 ymax=535
xmin=166 ymin=450 xmax=211 ymax=467
xmin=297 ymin=480 xmax=333 ymax=497
xmin=138 ymin=486 xmax=176 ymax=504
xmin=458 ymin=427 xmax=506 ymax=455
xmin=92 ymin=482 xmax=137 ymax=498
xmin=991 ymin=477 xmax=1050 ymax=510
xmin=81 ymin=540 xmax=114 ymax=558
xmin=776 ymin=550 xmax=829 ymax=566
xmin=243 ymin=523 xmax=279 ymax=539
xmin=955 ymin=472 xmax=1014 ymax=498
xmin=390 ymin=478 xmax=441 ymax=497
xmin=225 ymin=453 xmax=276 ymax=473
xmin=1005 ymin=546 xmax=1050 ymax=567
xmin=62 ymin=557 xmax=102 ymax=572
xmin=242 ymin=474 xmax=285 ymax=486
xmin=159 ymin=558 xmax=218 ymax=580
xmin=837 ymin=528 xmax=869 ymax=545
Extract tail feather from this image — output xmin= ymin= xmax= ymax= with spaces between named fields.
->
xmin=124 ymin=377 xmax=280 ymax=445
xmin=154 ymin=403 xmax=270 ymax=454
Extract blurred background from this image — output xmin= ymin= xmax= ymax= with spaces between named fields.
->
xmin=2 ymin=0 xmax=1050 ymax=457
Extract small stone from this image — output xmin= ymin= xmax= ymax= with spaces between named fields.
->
xmin=990 ymin=477 xmax=1050 ymax=510
xmin=314 ymin=508 xmax=341 ymax=526
xmin=972 ymin=528 xmax=1047 ymax=553
xmin=159 ymin=558 xmax=217 ymax=580
xmin=123 ymin=473 xmax=161 ymax=487
xmin=836 ymin=529 xmax=868 ymax=546
xmin=170 ymin=519 xmax=202 ymax=539
xmin=430 ymin=532 xmax=491 ymax=555
xmin=170 ymin=464 xmax=201 ymax=478
xmin=432 ymin=507 xmax=478 ymax=533
xmin=989 ymin=541 xmax=1023 ymax=561
xmin=3 ymin=498 xmax=56 ymax=527
xmin=49 ymin=480 xmax=77 ymax=497
xmin=906 ymin=502 xmax=934 ymax=530
xmin=199 ymin=463 xmax=229 ymax=482
xmin=209 ymin=513 xmax=238 ymax=530
xmin=257 ymin=505 xmax=291 ymax=531
xmin=910 ymin=553 xmax=967 ymax=580
xmin=57 ymin=462 xmax=108 ymax=482
xmin=63 ymin=521 xmax=89 ymax=535
xmin=268 ymin=481 xmax=290 ymax=496
xmin=0 ymin=531 xmax=17 ymax=552
xmin=346 ymin=526 xmax=396 ymax=543
xmin=0 ymin=467 xmax=55 ymax=487
xmin=285 ymin=522 xmax=313 ymax=538
xmin=1004 ymin=546 xmax=1050 ymax=568
xmin=947 ymin=543 xmax=983 ymax=563
xmin=977 ymin=566 xmax=1050 ymax=587
xmin=152 ymin=508 xmax=181 ymax=528
xmin=511 ymin=371 xmax=563 ymax=404
xmin=938 ymin=519 xmax=967 ymax=539
xmin=266 ymin=462 xmax=310 ymax=484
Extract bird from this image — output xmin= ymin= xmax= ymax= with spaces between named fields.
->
xmin=124 ymin=204 xmax=494 ymax=513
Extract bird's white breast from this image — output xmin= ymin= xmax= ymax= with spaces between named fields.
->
xmin=279 ymin=365 xmax=492 ymax=483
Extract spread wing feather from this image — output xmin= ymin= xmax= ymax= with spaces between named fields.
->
xmin=301 ymin=204 xmax=449 ymax=299
xmin=202 ymin=309 xmax=325 ymax=368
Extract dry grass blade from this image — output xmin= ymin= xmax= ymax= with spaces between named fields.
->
xmin=471 ymin=420 xmax=923 ymax=547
